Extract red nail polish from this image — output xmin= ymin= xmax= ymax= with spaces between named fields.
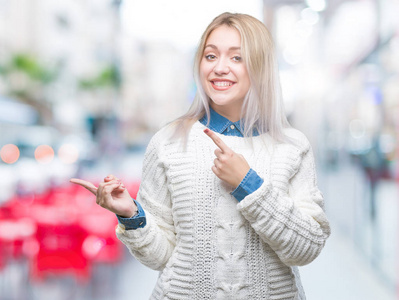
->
xmin=204 ymin=129 xmax=209 ymax=134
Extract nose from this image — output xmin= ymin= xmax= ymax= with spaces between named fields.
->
xmin=213 ymin=58 xmax=230 ymax=75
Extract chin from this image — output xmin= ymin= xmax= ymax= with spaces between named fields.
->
xmin=211 ymin=97 xmax=240 ymax=107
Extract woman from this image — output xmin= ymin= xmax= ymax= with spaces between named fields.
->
xmin=71 ymin=12 xmax=330 ymax=300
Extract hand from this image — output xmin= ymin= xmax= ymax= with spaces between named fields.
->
xmin=70 ymin=174 xmax=138 ymax=218
xmin=204 ymin=128 xmax=250 ymax=188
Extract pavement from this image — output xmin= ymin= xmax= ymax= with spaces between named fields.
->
xmin=300 ymin=222 xmax=395 ymax=300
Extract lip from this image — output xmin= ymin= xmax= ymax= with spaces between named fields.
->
xmin=210 ymin=79 xmax=236 ymax=91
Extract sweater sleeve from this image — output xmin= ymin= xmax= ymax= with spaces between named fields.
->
xmin=115 ymin=133 xmax=176 ymax=271
xmin=236 ymin=133 xmax=330 ymax=266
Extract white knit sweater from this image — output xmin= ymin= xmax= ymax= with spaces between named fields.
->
xmin=116 ymin=121 xmax=330 ymax=300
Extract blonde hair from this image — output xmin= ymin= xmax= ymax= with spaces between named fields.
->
xmin=169 ymin=12 xmax=291 ymax=144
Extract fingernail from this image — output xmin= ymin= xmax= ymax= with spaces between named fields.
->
xmin=204 ymin=129 xmax=209 ymax=134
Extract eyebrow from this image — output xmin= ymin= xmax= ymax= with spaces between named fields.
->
xmin=204 ymin=44 xmax=241 ymax=51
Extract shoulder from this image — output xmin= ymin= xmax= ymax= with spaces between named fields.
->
xmin=142 ymin=125 xmax=174 ymax=162
xmin=147 ymin=125 xmax=171 ymax=146
xmin=282 ymin=127 xmax=307 ymax=141
xmin=145 ymin=122 xmax=192 ymax=158
xmin=282 ymin=127 xmax=312 ymax=153
xmin=150 ymin=120 xmax=205 ymax=147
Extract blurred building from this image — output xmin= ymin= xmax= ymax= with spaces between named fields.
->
xmin=0 ymin=0 xmax=124 ymax=204
xmin=119 ymin=38 xmax=193 ymax=145
xmin=0 ymin=0 xmax=122 ymax=129
xmin=0 ymin=0 xmax=194 ymax=148
xmin=263 ymin=0 xmax=399 ymax=292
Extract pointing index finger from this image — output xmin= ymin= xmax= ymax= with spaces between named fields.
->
xmin=70 ymin=178 xmax=98 ymax=195
xmin=204 ymin=128 xmax=230 ymax=153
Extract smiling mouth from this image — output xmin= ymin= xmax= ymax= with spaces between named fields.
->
xmin=211 ymin=80 xmax=235 ymax=90
xmin=212 ymin=81 xmax=233 ymax=87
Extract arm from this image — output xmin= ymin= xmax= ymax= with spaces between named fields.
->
xmin=237 ymin=137 xmax=330 ymax=266
xmin=116 ymin=134 xmax=176 ymax=271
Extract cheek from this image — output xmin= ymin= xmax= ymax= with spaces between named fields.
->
xmin=199 ymin=63 xmax=212 ymax=88
xmin=200 ymin=61 xmax=211 ymax=78
xmin=199 ymin=62 xmax=206 ymax=80
xmin=241 ymin=69 xmax=251 ymax=91
xmin=199 ymin=73 xmax=207 ymax=91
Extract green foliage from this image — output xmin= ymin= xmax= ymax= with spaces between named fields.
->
xmin=79 ymin=64 xmax=120 ymax=90
xmin=0 ymin=53 xmax=58 ymax=83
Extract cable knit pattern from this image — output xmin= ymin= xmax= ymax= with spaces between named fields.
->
xmin=116 ymin=121 xmax=330 ymax=300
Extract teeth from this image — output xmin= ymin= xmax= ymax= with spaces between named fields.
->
xmin=213 ymin=81 xmax=233 ymax=87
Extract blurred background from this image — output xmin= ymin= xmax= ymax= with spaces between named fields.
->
xmin=0 ymin=0 xmax=398 ymax=299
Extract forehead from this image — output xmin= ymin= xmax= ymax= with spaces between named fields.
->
xmin=205 ymin=25 xmax=241 ymax=49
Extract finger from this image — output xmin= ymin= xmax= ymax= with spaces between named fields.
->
xmin=99 ymin=182 xmax=123 ymax=195
xmin=211 ymin=165 xmax=219 ymax=176
xmin=96 ymin=182 xmax=123 ymax=206
xmin=204 ymin=128 xmax=231 ymax=153
xmin=70 ymin=178 xmax=98 ymax=195
xmin=214 ymin=148 xmax=223 ymax=158
xmin=98 ymin=179 xmax=122 ymax=192
xmin=117 ymin=182 xmax=126 ymax=191
xmin=97 ymin=181 xmax=123 ymax=201
xmin=104 ymin=174 xmax=119 ymax=182
xmin=214 ymin=158 xmax=222 ymax=169
xmin=99 ymin=180 xmax=126 ymax=193
xmin=111 ymin=182 xmax=126 ymax=192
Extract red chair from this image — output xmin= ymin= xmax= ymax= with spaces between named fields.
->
xmin=0 ymin=179 xmax=139 ymax=285
xmin=28 ymin=205 xmax=90 ymax=282
xmin=0 ymin=218 xmax=37 ymax=260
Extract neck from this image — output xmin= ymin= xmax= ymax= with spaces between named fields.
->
xmin=210 ymin=103 xmax=242 ymax=122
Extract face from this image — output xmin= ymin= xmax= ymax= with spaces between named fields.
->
xmin=199 ymin=25 xmax=251 ymax=121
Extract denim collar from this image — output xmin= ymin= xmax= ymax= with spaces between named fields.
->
xmin=199 ymin=107 xmax=259 ymax=136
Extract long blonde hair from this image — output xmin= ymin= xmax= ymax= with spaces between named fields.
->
xmin=169 ymin=12 xmax=291 ymax=144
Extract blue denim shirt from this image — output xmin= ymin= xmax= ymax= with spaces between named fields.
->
xmin=117 ymin=107 xmax=264 ymax=230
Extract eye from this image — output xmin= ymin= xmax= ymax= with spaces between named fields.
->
xmin=232 ymin=56 xmax=242 ymax=62
xmin=205 ymin=54 xmax=216 ymax=60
